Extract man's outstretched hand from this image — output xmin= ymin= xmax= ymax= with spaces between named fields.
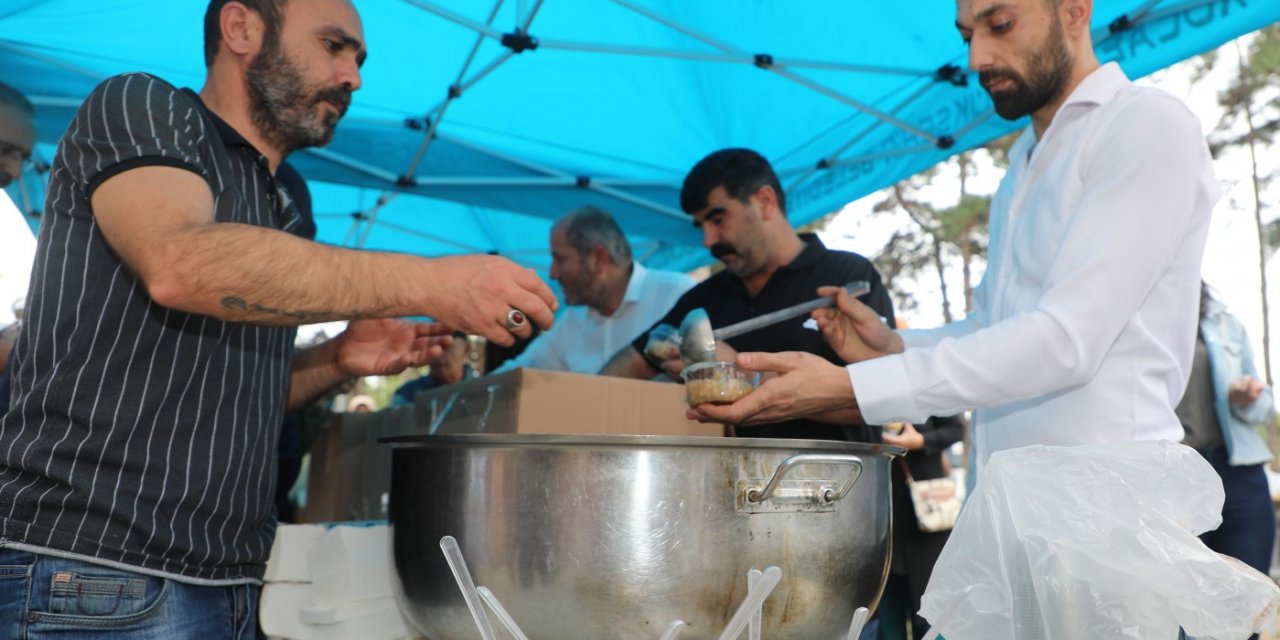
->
xmin=811 ymin=285 xmax=902 ymax=363
xmin=686 ymin=351 xmax=857 ymax=425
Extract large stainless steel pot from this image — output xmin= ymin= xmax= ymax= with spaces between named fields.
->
xmin=383 ymin=434 xmax=903 ymax=639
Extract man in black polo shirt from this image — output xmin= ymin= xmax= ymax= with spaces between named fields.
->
xmin=601 ymin=148 xmax=894 ymax=442
xmin=0 ymin=0 xmax=557 ymax=636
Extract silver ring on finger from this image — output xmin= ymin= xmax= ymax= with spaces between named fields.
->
xmin=504 ymin=308 xmax=526 ymax=331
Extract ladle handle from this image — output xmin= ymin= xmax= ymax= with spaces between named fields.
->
xmin=713 ymin=280 xmax=870 ymax=341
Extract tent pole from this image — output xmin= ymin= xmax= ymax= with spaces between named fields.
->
xmin=304 ymin=149 xmax=402 ymax=185
xmin=784 ymin=79 xmax=937 ymax=191
xmin=445 ymin=136 xmax=688 ymax=221
xmin=403 ymin=50 xmax=514 ymax=181
xmin=403 ymin=0 xmax=511 ymax=181
xmin=400 ymin=0 xmax=503 ymax=40
xmin=1115 ymin=0 xmax=1216 ymax=29
xmin=355 ymin=193 xmax=401 ymax=249
xmin=587 ymin=183 xmax=688 ymax=221
xmin=769 ymin=68 xmax=938 ymax=145
xmin=534 ymin=37 xmax=931 ymax=76
xmin=455 ymin=0 xmax=507 ymax=91
xmin=411 ymin=177 xmax=575 ymax=187
xmin=951 ymin=110 xmax=997 ymax=140
xmin=605 ymin=0 xmax=938 ymax=145
xmin=521 ymin=0 xmax=545 ymax=31
xmin=826 ymin=143 xmax=942 ymax=169
xmin=1126 ymin=0 xmax=1166 ymax=22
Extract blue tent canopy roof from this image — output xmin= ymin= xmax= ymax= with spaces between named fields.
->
xmin=4 ymin=0 xmax=1278 ymax=280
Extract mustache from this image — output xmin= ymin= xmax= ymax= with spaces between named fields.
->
xmin=709 ymin=243 xmax=736 ymax=259
xmin=314 ymin=86 xmax=352 ymax=115
xmin=978 ymin=68 xmax=1021 ymax=90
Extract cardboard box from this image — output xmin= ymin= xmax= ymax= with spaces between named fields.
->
xmin=413 ymin=368 xmax=724 ymax=437
xmin=303 ymin=407 xmax=417 ymax=523
xmin=303 ymin=369 xmax=722 ymax=522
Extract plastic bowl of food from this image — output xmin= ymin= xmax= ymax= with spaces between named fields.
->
xmin=681 ymin=361 xmax=757 ymax=407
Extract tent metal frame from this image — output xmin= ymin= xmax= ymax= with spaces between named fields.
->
xmin=2 ymin=0 xmax=1241 ymax=261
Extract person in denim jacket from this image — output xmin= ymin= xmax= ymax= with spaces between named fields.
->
xmin=1177 ymin=282 xmax=1276 ymax=576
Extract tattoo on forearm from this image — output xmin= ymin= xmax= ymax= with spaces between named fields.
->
xmin=221 ymin=296 xmax=343 ymax=323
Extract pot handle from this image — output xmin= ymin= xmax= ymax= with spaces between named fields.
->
xmin=747 ymin=454 xmax=864 ymax=505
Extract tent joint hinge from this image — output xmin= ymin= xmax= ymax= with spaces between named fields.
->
xmin=753 ymin=53 xmax=774 ymax=69
xmin=1109 ymin=14 xmax=1133 ymax=34
xmin=501 ymin=29 xmax=539 ymax=53
xmin=934 ymin=63 xmax=968 ymax=87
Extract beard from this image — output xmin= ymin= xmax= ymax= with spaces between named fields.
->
xmin=246 ymin=41 xmax=351 ymax=154
xmin=560 ymin=280 xmax=587 ymax=306
xmin=980 ymin=16 xmax=1073 ymax=121
xmin=557 ymin=259 xmax=598 ymax=307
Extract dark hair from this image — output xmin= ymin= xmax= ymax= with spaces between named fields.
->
xmin=680 ymin=148 xmax=785 ymax=216
xmin=204 ymin=0 xmax=287 ymax=66
xmin=559 ymin=206 xmax=632 ymax=267
xmin=0 ymin=81 xmax=34 ymax=117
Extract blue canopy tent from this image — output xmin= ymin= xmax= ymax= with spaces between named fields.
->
xmin=3 ymin=0 xmax=1278 ymax=282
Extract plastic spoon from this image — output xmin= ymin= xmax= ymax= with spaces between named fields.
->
xmin=440 ymin=536 xmax=498 ymax=640
xmin=747 ymin=569 xmax=763 ymax=640
xmin=658 ymin=620 xmax=687 ymax=640
xmin=716 ymin=565 xmax=782 ymax=640
xmin=477 ymin=586 xmax=531 ymax=640
xmin=845 ymin=607 xmax=870 ymax=640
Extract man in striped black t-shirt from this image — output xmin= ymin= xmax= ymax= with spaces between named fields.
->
xmin=0 ymin=1 xmax=558 ymax=636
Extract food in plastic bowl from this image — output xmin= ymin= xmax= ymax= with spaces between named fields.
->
xmin=682 ymin=361 xmax=756 ymax=406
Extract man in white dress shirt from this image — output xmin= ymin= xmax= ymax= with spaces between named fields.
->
xmin=689 ymin=0 xmax=1218 ymax=478
xmin=491 ymin=207 xmax=695 ymax=375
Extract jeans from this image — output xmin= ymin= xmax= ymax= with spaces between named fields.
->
xmin=1198 ymin=447 xmax=1276 ymax=576
xmin=0 ymin=547 xmax=258 ymax=639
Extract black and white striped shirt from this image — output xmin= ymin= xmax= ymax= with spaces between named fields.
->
xmin=0 ymin=73 xmax=303 ymax=584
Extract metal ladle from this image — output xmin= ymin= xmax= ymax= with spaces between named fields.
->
xmin=679 ymin=280 xmax=871 ymax=364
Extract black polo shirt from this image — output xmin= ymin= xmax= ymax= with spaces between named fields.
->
xmin=0 ymin=73 xmax=302 ymax=584
xmin=633 ymin=234 xmax=895 ymax=442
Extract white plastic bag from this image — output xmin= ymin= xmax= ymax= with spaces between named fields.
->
xmin=919 ymin=440 xmax=1279 ymax=640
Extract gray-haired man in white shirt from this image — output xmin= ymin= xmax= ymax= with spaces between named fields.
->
xmin=688 ymin=0 xmax=1218 ymax=479
xmin=492 ymin=206 xmax=695 ymax=375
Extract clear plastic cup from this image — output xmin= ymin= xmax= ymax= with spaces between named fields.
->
xmin=681 ymin=361 xmax=757 ymax=407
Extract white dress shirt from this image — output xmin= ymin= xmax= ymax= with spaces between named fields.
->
xmin=849 ymin=63 xmax=1219 ymax=473
xmin=492 ymin=262 xmax=696 ymax=375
